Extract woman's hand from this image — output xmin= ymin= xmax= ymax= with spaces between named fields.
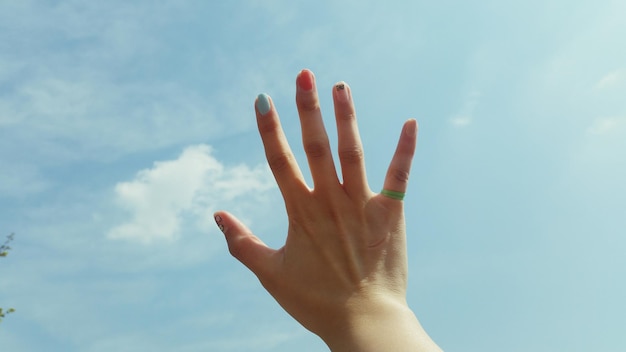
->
xmin=214 ymin=69 xmax=441 ymax=351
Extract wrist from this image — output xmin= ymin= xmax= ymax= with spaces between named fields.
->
xmin=322 ymin=294 xmax=441 ymax=352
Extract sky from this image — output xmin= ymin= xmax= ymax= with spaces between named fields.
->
xmin=1 ymin=0 xmax=625 ymax=351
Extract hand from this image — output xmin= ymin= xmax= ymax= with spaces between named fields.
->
xmin=214 ymin=69 xmax=441 ymax=351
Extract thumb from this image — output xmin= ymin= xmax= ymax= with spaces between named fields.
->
xmin=214 ymin=211 xmax=276 ymax=277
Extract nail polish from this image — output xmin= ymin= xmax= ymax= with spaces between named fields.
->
xmin=335 ymin=81 xmax=349 ymax=103
xmin=256 ymin=93 xmax=271 ymax=115
xmin=214 ymin=214 xmax=225 ymax=233
xmin=297 ymin=69 xmax=314 ymax=91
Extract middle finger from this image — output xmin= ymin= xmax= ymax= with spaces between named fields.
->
xmin=295 ymin=69 xmax=340 ymax=190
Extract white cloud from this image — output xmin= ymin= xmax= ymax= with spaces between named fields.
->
xmin=450 ymin=114 xmax=472 ymax=127
xmin=107 ymin=144 xmax=275 ymax=244
xmin=570 ymin=116 xmax=626 ymax=174
xmin=0 ymin=68 xmax=226 ymax=163
xmin=450 ymin=90 xmax=481 ymax=128
xmin=587 ymin=116 xmax=626 ymax=135
xmin=0 ymin=163 xmax=49 ymax=197
xmin=0 ymin=1 xmax=273 ymax=164
xmin=595 ymin=68 xmax=626 ymax=90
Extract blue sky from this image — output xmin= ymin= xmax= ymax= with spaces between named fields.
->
xmin=1 ymin=0 xmax=625 ymax=351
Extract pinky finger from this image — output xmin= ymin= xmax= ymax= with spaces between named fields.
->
xmin=381 ymin=119 xmax=418 ymax=200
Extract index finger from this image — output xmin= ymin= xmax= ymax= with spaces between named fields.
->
xmin=255 ymin=93 xmax=307 ymax=198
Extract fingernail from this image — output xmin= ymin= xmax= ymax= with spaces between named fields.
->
xmin=405 ymin=119 xmax=418 ymax=137
xmin=296 ymin=69 xmax=314 ymax=91
xmin=214 ymin=214 xmax=225 ymax=233
xmin=334 ymin=81 xmax=350 ymax=103
xmin=256 ymin=93 xmax=271 ymax=115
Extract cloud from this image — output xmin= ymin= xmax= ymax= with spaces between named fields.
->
xmin=0 ymin=163 xmax=49 ymax=197
xmin=450 ymin=114 xmax=472 ymax=127
xmin=107 ymin=144 xmax=275 ymax=244
xmin=0 ymin=1 xmax=278 ymax=165
xmin=595 ymin=68 xmax=626 ymax=90
xmin=450 ymin=90 xmax=481 ymax=127
xmin=571 ymin=116 xmax=626 ymax=176
xmin=587 ymin=116 xmax=626 ymax=136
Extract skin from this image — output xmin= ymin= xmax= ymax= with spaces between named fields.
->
xmin=214 ymin=69 xmax=442 ymax=352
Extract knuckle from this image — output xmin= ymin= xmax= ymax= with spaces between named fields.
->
xmin=267 ymin=152 xmax=293 ymax=173
xmin=257 ymin=117 xmax=279 ymax=135
xmin=338 ymin=147 xmax=364 ymax=165
xmin=304 ymin=140 xmax=329 ymax=159
xmin=339 ymin=111 xmax=356 ymax=121
xmin=391 ymin=167 xmax=411 ymax=184
xmin=297 ymin=96 xmax=320 ymax=113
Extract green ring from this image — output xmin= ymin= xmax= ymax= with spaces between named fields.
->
xmin=381 ymin=189 xmax=406 ymax=201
